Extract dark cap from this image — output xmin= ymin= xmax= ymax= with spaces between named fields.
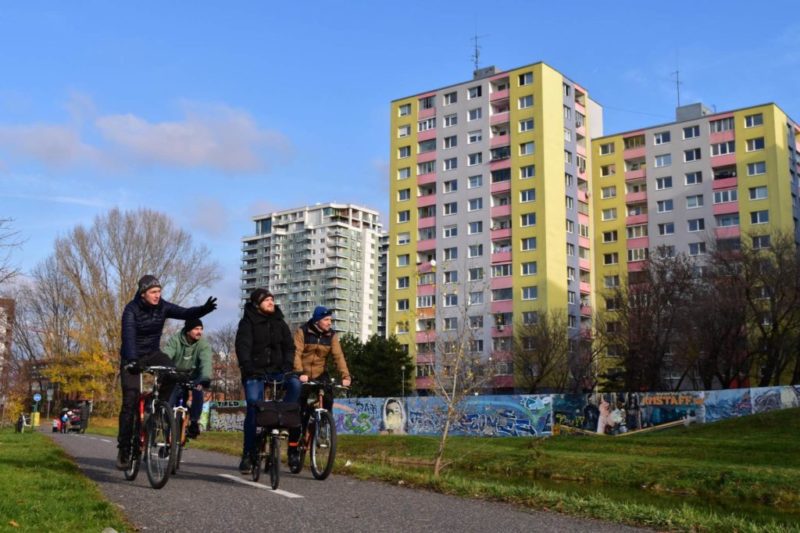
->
xmin=311 ymin=305 xmax=332 ymax=322
xmin=250 ymin=288 xmax=274 ymax=307
xmin=182 ymin=318 xmax=203 ymax=333
xmin=137 ymin=275 xmax=162 ymax=295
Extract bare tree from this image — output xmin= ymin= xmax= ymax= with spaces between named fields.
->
xmin=206 ymin=322 xmax=242 ymax=401
xmin=512 ymin=310 xmax=571 ymax=393
xmin=0 ymin=218 xmax=23 ymax=287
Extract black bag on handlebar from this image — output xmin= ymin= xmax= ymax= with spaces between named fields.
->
xmin=255 ymin=401 xmax=301 ymax=429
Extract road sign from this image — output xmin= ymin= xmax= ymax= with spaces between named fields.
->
xmin=46 ymin=388 xmax=53 ymax=401
xmin=33 ymin=393 xmax=42 ymax=402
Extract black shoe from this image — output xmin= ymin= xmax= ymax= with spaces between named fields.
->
xmin=288 ymin=447 xmax=300 ymax=468
xmin=187 ymin=422 xmax=200 ymax=439
xmin=239 ymin=454 xmax=252 ymax=474
xmin=116 ymin=449 xmax=130 ymax=470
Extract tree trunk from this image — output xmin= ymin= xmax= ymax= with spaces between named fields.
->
xmin=433 ymin=406 xmax=453 ymax=478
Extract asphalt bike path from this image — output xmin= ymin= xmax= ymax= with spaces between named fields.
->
xmin=47 ymin=430 xmax=649 ymax=533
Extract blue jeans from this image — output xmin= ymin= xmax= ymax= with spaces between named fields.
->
xmin=242 ymin=372 xmax=301 ymax=455
xmin=168 ymin=386 xmax=204 ymax=423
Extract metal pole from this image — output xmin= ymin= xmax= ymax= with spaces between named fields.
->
xmin=402 ymin=365 xmax=405 ymax=398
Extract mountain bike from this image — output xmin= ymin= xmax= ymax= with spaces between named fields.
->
xmin=291 ymin=378 xmax=346 ymax=480
xmin=251 ymin=377 xmax=300 ymax=490
xmin=121 ymin=364 xmax=178 ymax=489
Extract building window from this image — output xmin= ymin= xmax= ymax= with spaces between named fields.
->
xmin=520 ymin=189 xmax=536 ymax=202
xmin=468 ymin=130 xmax=482 ymax=143
xmin=397 ymin=298 xmax=409 ymax=311
xmin=520 ymin=142 xmax=535 ymax=156
xmin=658 ymin=222 xmax=675 ymax=235
xmin=749 ymin=186 xmax=768 ymax=200
xmin=443 ymin=225 xmax=458 ymax=238
xmin=443 ymin=202 xmax=458 ymax=215
xmin=520 ymin=165 xmax=535 ymax=179
xmin=604 ymin=275 xmax=620 ymax=288
xmin=684 ymin=148 xmax=701 ymax=162
xmin=628 ymin=248 xmax=648 ymax=262
xmin=468 ymin=197 xmax=483 ymax=211
xmin=683 ymin=125 xmax=700 ymax=139
xmin=418 ymin=118 xmax=436 ymax=132
xmin=397 ymin=276 xmax=410 ymax=289
xmin=521 ymin=261 xmax=537 ymax=275
xmin=564 ymin=150 xmax=573 ymax=164
xmin=709 ymin=117 xmax=734 ymax=133
xmin=520 ymin=213 xmax=536 ymax=226
xmin=468 ymin=152 xmax=483 ymax=166
xmin=468 ymin=175 xmax=483 ymax=188
xmin=685 ymin=171 xmax=702 ymax=185
xmin=397 ymin=167 xmax=411 ymax=180
xmin=657 ymin=199 xmax=674 ymax=213
xmin=602 ymin=230 xmax=618 ymax=243
xmin=752 ymin=235 xmax=770 ymax=249
xmin=444 ymin=113 xmax=458 ymax=127
xmin=417 ymin=295 xmax=435 ymax=308
xmin=599 ymin=142 xmax=615 ymax=155
xmin=686 ymin=194 xmax=704 ymax=208
xmin=468 ymin=108 xmax=482 ymax=121
xmin=444 ymin=158 xmax=458 ymax=171
xmin=492 ymin=288 xmax=513 ymax=301
xmin=745 ymin=113 xmax=763 ymax=128
xmin=419 ymin=96 xmax=434 ymax=110
xmin=711 ymin=141 xmax=735 ymax=156
xmin=688 ymin=242 xmax=707 ymax=256
xmin=468 ymin=267 xmax=484 ymax=281
xmin=687 ymin=218 xmax=705 ymax=232
xmin=750 ymin=210 xmax=769 ymax=224
xmin=469 ymin=315 xmax=484 ymax=328
xmin=521 ymin=237 xmax=537 ymax=251
xmin=655 ymin=154 xmax=672 ymax=167
xmin=398 ymin=210 xmax=410 ymax=223
xmin=444 ymin=91 xmax=457 ymax=105
xmin=398 ymin=125 xmax=411 ymax=138
xmin=747 ymin=161 xmax=766 ymax=176
xmin=468 ymin=221 xmax=483 ymax=234
xmin=603 ymin=252 xmax=619 ymax=265
xmin=418 ymin=139 xmax=436 ymax=153
xmin=443 ymin=135 xmax=458 ymax=149
xmin=397 ymin=254 xmax=410 ymax=267
xmin=522 ymin=286 xmax=538 ymax=300
xmin=656 ymin=176 xmax=673 ymax=190
xmin=398 ymin=146 xmax=410 ymax=158
xmin=601 ymin=208 xmax=617 ymax=221
xmin=469 ymin=291 xmax=484 ymax=305
xmin=443 ymin=270 xmax=458 ymax=283
xmin=518 ymin=95 xmax=534 ymax=109
xmin=417 ymin=161 xmax=436 ymax=175
xmin=519 ymin=118 xmax=534 ymax=132
xmin=713 ymin=189 xmax=738 ymax=204
xmin=443 ymin=317 xmax=458 ymax=331
xmin=443 ymin=179 xmax=458 ymax=193
xmin=443 ymin=293 xmax=458 ymax=307
xmin=600 ymin=164 xmax=616 ymax=177
xmin=492 ymin=264 xmax=512 ymax=278
xmin=716 ymin=214 xmax=740 ymax=227
xmin=444 ymin=247 xmax=458 ymax=260
xmin=518 ymin=72 xmax=533 ymax=85
xmin=468 ymin=85 xmax=482 ymax=99
xmin=746 ymin=137 xmax=765 ymax=152
xmin=398 ymin=188 xmax=410 ymax=201
xmin=398 ymin=103 xmax=412 ymax=116
xmin=397 ymin=232 xmax=411 ymax=245
xmin=653 ymin=131 xmax=671 ymax=145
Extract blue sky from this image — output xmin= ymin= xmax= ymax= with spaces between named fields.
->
xmin=2 ymin=1 xmax=799 ymax=329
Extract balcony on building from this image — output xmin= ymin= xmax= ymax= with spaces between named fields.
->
xmin=710 ymin=152 xmax=736 ymax=168
xmin=714 ymin=225 xmax=741 ymax=240
xmin=490 ymin=168 xmax=511 ymax=193
xmin=490 ymin=99 xmax=509 ymax=125
xmin=491 ymin=216 xmax=512 ymax=239
xmin=490 ymin=145 xmax=511 ymax=163
xmin=575 ymin=111 xmax=586 ymax=136
xmin=624 ymin=157 xmax=646 ymax=181
xmin=417 ymin=205 xmax=436 ymax=228
xmin=490 ymin=124 xmax=510 ymax=148
xmin=712 ymin=165 xmax=737 ymax=189
xmin=491 ymin=239 xmax=512 ymax=263
xmin=625 ymin=203 xmax=648 ymax=225
xmin=489 ymin=77 xmax=509 ymax=101
xmin=623 ymin=133 xmax=646 ymax=159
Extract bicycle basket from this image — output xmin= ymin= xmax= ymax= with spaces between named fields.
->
xmin=255 ymin=401 xmax=301 ymax=429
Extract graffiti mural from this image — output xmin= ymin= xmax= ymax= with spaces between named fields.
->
xmin=208 ymin=400 xmax=246 ymax=432
xmin=334 ymin=398 xmax=383 ymax=435
xmin=751 ymin=387 xmax=784 ymax=414
xmin=703 ymin=389 xmax=752 ymax=423
xmin=554 ymin=392 xmax=702 ymax=434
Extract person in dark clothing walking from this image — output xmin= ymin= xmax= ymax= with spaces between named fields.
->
xmin=235 ymin=288 xmax=299 ymax=473
xmin=116 ymin=274 xmax=217 ymax=469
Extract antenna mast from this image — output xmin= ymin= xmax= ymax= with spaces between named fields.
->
xmin=471 ymin=33 xmax=481 ymax=71
xmin=671 ymin=70 xmax=682 ymax=107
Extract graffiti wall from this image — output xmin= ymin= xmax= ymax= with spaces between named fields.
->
xmin=208 ymin=386 xmax=798 ymax=438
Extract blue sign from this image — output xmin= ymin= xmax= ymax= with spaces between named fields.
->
xmin=33 ymin=393 xmax=42 ymax=402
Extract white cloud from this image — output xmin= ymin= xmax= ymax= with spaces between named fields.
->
xmin=186 ymin=197 xmax=230 ymax=238
xmin=0 ymin=124 xmax=101 ymax=168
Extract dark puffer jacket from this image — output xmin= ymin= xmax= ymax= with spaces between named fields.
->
xmin=120 ymin=297 xmax=209 ymax=362
xmin=235 ymin=302 xmax=294 ymax=379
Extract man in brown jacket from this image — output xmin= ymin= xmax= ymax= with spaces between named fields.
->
xmin=289 ymin=306 xmax=351 ymax=467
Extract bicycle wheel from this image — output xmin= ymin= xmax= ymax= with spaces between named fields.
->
xmin=269 ymin=434 xmax=280 ymax=490
xmin=172 ymin=410 xmax=184 ymax=474
xmin=123 ymin=416 xmax=142 ymax=481
xmin=145 ymin=400 xmax=176 ymax=489
xmin=310 ymin=411 xmax=336 ymax=480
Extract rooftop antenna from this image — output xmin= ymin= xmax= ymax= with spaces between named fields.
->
xmin=471 ymin=32 xmax=486 ymax=71
xmin=671 ymin=70 xmax=682 ymax=107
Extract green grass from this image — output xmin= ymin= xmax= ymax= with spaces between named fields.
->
xmin=131 ymin=407 xmax=800 ymax=532
xmin=0 ymin=429 xmax=131 ymax=532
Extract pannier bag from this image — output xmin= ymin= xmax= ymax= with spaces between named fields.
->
xmin=255 ymin=401 xmax=301 ymax=429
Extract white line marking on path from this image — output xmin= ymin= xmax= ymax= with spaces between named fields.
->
xmin=218 ymin=474 xmax=304 ymax=498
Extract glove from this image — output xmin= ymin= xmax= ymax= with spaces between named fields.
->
xmin=125 ymin=360 xmax=141 ymax=374
xmin=201 ymin=296 xmax=218 ymax=314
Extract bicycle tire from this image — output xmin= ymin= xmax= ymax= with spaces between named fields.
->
xmin=310 ymin=411 xmax=336 ymax=480
xmin=172 ymin=410 xmax=184 ymax=474
xmin=145 ymin=400 xmax=176 ymax=489
xmin=123 ymin=416 xmax=142 ymax=481
xmin=251 ymin=431 xmax=263 ymax=482
xmin=269 ymin=434 xmax=280 ymax=490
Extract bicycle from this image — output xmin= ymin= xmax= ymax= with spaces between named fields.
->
xmin=291 ymin=378 xmax=347 ymax=480
xmin=251 ymin=377 xmax=301 ymax=490
xmin=121 ymin=363 xmax=179 ymax=489
xmin=169 ymin=372 xmax=196 ymax=475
